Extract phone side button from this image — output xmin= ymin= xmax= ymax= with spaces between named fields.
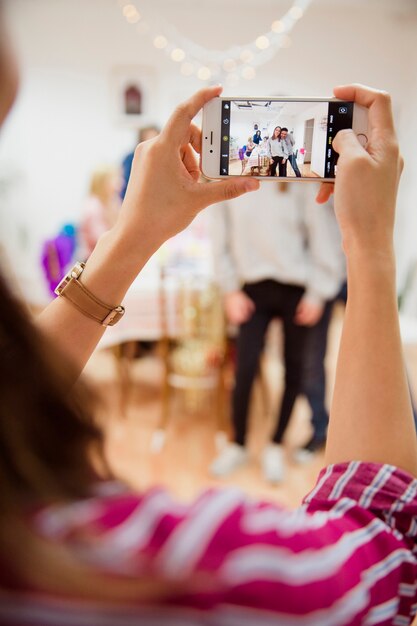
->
xmin=357 ymin=133 xmax=368 ymax=147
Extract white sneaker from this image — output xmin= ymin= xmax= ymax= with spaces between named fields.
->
xmin=293 ymin=448 xmax=314 ymax=464
xmin=262 ymin=443 xmax=285 ymax=483
xmin=210 ymin=443 xmax=248 ymax=477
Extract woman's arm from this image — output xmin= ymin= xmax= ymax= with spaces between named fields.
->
xmin=38 ymin=86 xmax=259 ymax=373
xmin=321 ymin=85 xmax=417 ymax=476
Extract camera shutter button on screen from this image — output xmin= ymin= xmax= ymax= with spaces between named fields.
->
xmin=357 ymin=133 xmax=368 ymax=148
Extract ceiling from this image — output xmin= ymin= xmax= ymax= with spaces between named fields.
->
xmin=148 ymin=0 xmax=417 ymax=15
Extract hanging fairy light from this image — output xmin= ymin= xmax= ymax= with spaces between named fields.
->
xmin=197 ymin=66 xmax=212 ymax=81
xmin=255 ymin=35 xmax=270 ymax=50
xmin=117 ymin=0 xmax=314 ymax=84
xmin=122 ymin=3 xmax=140 ymax=23
xmin=271 ymin=20 xmax=285 ymax=33
xmin=171 ymin=48 xmax=186 ymax=62
xmin=289 ymin=6 xmax=304 ymax=19
xmin=153 ymin=35 xmax=168 ymax=49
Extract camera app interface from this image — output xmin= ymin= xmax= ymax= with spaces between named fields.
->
xmin=220 ymin=99 xmax=353 ymax=179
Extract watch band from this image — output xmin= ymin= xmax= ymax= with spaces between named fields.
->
xmin=55 ymin=262 xmax=125 ymax=327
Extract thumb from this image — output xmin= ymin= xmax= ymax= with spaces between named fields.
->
xmin=333 ymin=128 xmax=364 ymax=157
xmin=198 ymin=178 xmax=260 ymax=206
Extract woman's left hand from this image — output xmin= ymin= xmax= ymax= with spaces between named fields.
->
xmin=294 ymin=298 xmax=324 ymax=326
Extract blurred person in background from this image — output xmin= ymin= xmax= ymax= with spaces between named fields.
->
xmin=41 ymin=223 xmax=78 ymax=296
xmin=79 ymin=165 xmax=122 ymax=259
xmin=245 ymin=135 xmax=255 ymax=157
xmin=2 ymin=6 xmax=417 ymax=624
xmin=267 ymin=125 xmax=282 ymax=177
xmin=121 ymin=125 xmax=160 ymax=199
xmin=281 ymin=127 xmax=302 ymax=177
xmin=209 ymin=183 xmax=345 ymax=482
xmin=253 ymin=128 xmax=262 ymax=145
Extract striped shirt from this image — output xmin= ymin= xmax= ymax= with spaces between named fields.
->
xmin=1 ymin=462 xmax=417 ymax=625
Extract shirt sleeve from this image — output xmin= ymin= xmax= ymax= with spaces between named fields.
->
xmin=304 ymin=461 xmax=417 ymax=547
xmin=32 ymin=470 xmax=417 ymax=624
xmin=208 ymin=202 xmax=240 ymax=294
xmin=302 ymin=191 xmax=346 ymax=303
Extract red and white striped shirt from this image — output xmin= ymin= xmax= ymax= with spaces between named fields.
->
xmin=1 ymin=462 xmax=417 ymax=625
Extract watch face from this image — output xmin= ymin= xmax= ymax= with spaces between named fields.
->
xmin=71 ymin=262 xmax=85 ymax=279
xmin=54 ymin=262 xmax=83 ymax=296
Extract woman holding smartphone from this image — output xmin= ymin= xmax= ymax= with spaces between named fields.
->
xmin=1 ymin=5 xmax=417 ymax=624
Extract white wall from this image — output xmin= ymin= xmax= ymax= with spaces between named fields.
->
xmin=291 ymin=102 xmax=329 ymax=176
xmin=0 ymin=0 xmax=416 ymax=302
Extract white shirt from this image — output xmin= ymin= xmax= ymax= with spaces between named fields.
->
xmin=209 ymin=183 xmax=345 ymax=304
xmin=267 ymin=137 xmax=289 ymax=159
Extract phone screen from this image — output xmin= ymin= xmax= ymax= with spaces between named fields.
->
xmin=219 ymin=99 xmax=353 ymax=179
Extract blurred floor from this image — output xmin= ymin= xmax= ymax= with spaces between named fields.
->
xmin=84 ymin=305 xmax=417 ymax=509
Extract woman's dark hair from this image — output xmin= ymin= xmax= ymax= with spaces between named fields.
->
xmin=0 ymin=270 xmax=103 ymax=512
xmin=272 ymin=126 xmax=281 ymax=139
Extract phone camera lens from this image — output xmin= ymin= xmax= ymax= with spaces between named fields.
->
xmin=210 ymin=149 xmax=213 ymax=153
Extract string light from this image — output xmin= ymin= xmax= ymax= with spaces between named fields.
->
xmin=171 ymin=48 xmax=186 ymax=62
xmin=255 ymin=35 xmax=270 ymax=50
xmin=271 ymin=20 xmax=285 ymax=33
xmin=289 ymin=6 xmax=304 ymax=19
xmin=153 ymin=35 xmax=168 ymax=49
xmin=123 ymin=4 xmax=138 ymax=19
xmin=197 ymin=66 xmax=212 ymax=81
xmin=126 ymin=11 xmax=140 ymax=23
xmin=117 ymin=0 xmax=313 ymax=84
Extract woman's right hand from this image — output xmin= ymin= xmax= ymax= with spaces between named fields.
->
xmin=224 ymin=291 xmax=256 ymax=325
xmin=316 ymin=84 xmax=403 ymax=257
xmin=118 ymin=86 xmax=259 ymax=257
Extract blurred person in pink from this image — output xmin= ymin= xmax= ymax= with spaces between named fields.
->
xmin=79 ymin=165 xmax=122 ymax=258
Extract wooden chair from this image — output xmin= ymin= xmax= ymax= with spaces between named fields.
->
xmin=152 ymin=277 xmax=228 ymax=452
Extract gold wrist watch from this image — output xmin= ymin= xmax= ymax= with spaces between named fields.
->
xmin=54 ymin=262 xmax=125 ymax=327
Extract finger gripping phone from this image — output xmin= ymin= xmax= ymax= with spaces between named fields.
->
xmin=201 ymin=96 xmax=368 ymax=182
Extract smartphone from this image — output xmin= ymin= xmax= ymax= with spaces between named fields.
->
xmin=201 ymin=96 xmax=368 ymax=181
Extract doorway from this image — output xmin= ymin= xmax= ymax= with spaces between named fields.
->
xmin=304 ymin=118 xmax=315 ymax=163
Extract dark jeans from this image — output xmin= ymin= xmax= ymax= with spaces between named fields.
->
xmin=289 ymin=154 xmax=301 ymax=177
xmin=270 ymin=156 xmax=282 ymax=177
xmin=279 ymin=158 xmax=288 ymax=177
xmin=302 ymin=300 xmax=333 ymax=441
xmin=232 ymin=280 xmax=308 ymax=446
